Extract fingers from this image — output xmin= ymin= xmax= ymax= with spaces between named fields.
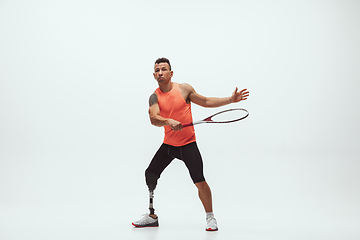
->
xmin=239 ymin=88 xmax=249 ymax=94
xmin=236 ymin=88 xmax=250 ymax=96
xmin=240 ymin=88 xmax=249 ymax=95
xmin=173 ymin=123 xmax=183 ymax=131
xmin=242 ymin=91 xmax=249 ymax=98
xmin=230 ymin=87 xmax=238 ymax=103
xmin=232 ymin=87 xmax=249 ymax=102
xmin=169 ymin=119 xmax=183 ymax=131
xmin=234 ymin=87 xmax=238 ymax=94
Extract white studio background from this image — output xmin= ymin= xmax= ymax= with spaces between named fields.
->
xmin=0 ymin=1 xmax=359 ymax=240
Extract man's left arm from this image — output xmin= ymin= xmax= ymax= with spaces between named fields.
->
xmin=186 ymin=84 xmax=249 ymax=108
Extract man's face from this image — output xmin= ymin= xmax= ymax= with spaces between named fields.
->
xmin=153 ymin=62 xmax=173 ymax=84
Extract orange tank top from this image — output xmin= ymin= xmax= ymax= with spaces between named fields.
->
xmin=155 ymin=82 xmax=196 ymax=146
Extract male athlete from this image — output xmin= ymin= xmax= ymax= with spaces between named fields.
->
xmin=132 ymin=57 xmax=249 ymax=231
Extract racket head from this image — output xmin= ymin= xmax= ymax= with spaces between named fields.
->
xmin=203 ymin=108 xmax=249 ymax=123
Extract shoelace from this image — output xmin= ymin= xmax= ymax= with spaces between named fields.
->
xmin=136 ymin=214 xmax=148 ymax=222
xmin=137 ymin=214 xmax=156 ymax=224
xmin=206 ymin=216 xmax=216 ymax=223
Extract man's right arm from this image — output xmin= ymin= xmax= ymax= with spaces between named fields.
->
xmin=148 ymin=93 xmax=183 ymax=131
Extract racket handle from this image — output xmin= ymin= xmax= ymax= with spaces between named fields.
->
xmin=182 ymin=122 xmax=193 ymax=128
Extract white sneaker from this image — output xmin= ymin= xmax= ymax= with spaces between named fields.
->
xmin=206 ymin=215 xmax=218 ymax=231
xmin=132 ymin=213 xmax=159 ymax=227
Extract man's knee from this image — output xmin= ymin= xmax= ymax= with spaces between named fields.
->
xmin=145 ymin=169 xmax=159 ymax=191
xmin=194 ymin=181 xmax=209 ymax=190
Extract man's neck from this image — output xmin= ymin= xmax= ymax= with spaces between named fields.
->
xmin=159 ymin=81 xmax=174 ymax=93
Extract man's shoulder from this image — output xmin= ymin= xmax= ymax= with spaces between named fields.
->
xmin=149 ymin=90 xmax=158 ymax=100
xmin=178 ymin=82 xmax=194 ymax=92
xmin=149 ymin=91 xmax=158 ymax=106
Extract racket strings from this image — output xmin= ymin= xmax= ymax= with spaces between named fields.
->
xmin=209 ymin=109 xmax=248 ymax=123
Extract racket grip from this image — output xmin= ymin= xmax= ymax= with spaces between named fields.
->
xmin=182 ymin=122 xmax=193 ymax=128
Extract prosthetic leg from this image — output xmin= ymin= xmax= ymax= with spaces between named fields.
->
xmin=132 ymin=167 xmax=161 ymax=227
xmin=132 ymin=186 xmax=159 ymax=227
xmin=149 ymin=189 xmax=155 ymax=215
xmin=131 ymin=179 xmax=159 ymax=227
xmin=146 ymin=170 xmax=158 ymax=216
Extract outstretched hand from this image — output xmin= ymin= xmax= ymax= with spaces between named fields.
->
xmin=230 ymin=87 xmax=249 ymax=103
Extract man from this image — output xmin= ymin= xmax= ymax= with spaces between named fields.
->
xmin=132 ymin=57 xmax=249 ymax=231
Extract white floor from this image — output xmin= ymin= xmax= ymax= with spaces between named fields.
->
xmin=1 ymin=198 xmax=359 ymax=240
xmin=1 ymin=152 xmax=360 ymax=240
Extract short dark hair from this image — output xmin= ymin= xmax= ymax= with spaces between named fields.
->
xmin=155 ymin=57 xmax=171 ymax=70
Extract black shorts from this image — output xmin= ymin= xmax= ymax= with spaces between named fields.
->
xmin=146 ymin=142 xmax=206 ymax=184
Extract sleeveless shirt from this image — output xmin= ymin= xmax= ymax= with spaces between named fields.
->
xmin=155 ymin=82 xmax=196 ymax=146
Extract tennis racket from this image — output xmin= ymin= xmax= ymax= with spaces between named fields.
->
xmin=183 ymin=108 xmax=249 ymax=127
